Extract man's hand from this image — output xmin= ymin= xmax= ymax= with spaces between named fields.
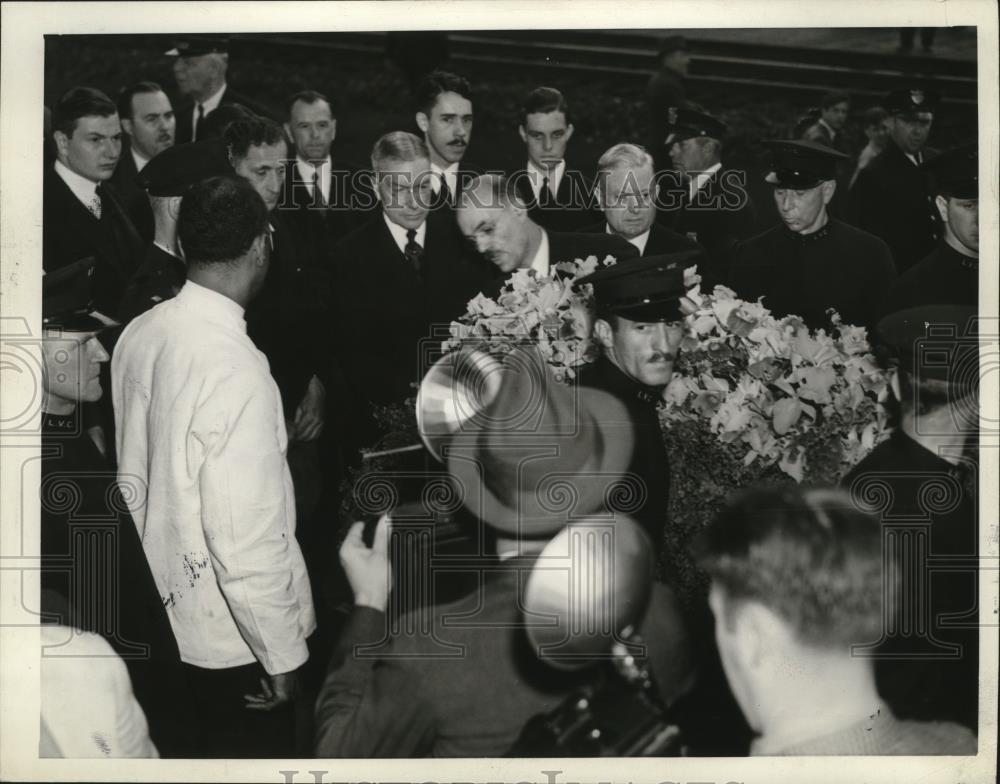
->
xmin=292 ymin=375 xmax=326 ymax=442
xmin=340 ymin=514 xmax=392 ymax=612
xmin=244 ymin=669 xmax=300 ymax=711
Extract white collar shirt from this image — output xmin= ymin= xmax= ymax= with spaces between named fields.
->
xmin=383 ymin=213 xmax=426 ymax=255
xmin=193 ymin=82 xmax=227 ymax=139
xmin=526 ymin=159 xmax=565 ymax=201
xmin=295 ymin=155 xmax=332 ymax=202
xmin=111 ymin=280 xmax=316 ymax=674
xmin=528 ymin=229 xmax=550 ymax=277
xmin=689 ymin=161 xmax=723 ymax=200
xmin=131 ymin=147 xmax=151 ymax=173
xmin=53 ymin=160 xmax=99 ymax=210
xmin=431 ymin=161 xmax=460 ymax=198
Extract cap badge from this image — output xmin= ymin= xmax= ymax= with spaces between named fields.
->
xmin=910 ymin=89 xmax=925 ymax=105
xmin=667 ymin=107 xmax=678 ymax=125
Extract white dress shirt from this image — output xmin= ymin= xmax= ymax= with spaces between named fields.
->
xmin=431 ymin=161 xmax=460 ymax=199
xmin=53 ymin=159 xmax=99 ymax=210
xmin=295 ymin=155 xmax=332 ymax=202
xmin=526 ymin=159 xmax=565 ymax=201
xmin=689 ymin=161 xmax=723 ymax=200
xmin=528 ymin=229 xmax=551 ymax=277
xmin=193 ymin=82 xmax=227 ymax=140
xmin=383 ymin=213 xmax=426 ymax=254
xmin=112 ymin=281 xmax=315 ymax=675
xmin=606 ymin=222 xmax=651 ymax=255
xmin=131 ymin=147 xmax=151 ymax=174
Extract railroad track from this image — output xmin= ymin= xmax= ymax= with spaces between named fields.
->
xmin=235 ymin=29 xmax=977 ymax=107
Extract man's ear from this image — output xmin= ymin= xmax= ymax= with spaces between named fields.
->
xmin=330 ymin=118 xmax=337 ymax=141
xmin=121 ymin=118 xmax=134 ymax=137
xmin=517 ymin=124 xmax=527 ymax=145
xmin=889 ymin=368 xmax=902 ymax=403
xmin=166 ymin=196 xmax=183 ymax=221
xmin=53 ymin=130 xmax=70 ymax=161
xmin=934 ymin=194 xmax=949 ymax=225
xmin=415 ymin=111 xmax=429 ymax=134
xmin=564 ymin=123 xmax=575 ymax=143
xmin=733 ymin=600 xmax=786 ymax=669
xmin=593 ymin=317 xmax=614 ymax=351
xmin=821 ymin=179 xmax=837 ymax=205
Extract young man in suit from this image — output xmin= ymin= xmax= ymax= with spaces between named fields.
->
xmin=44 ymin=86 xmax=144 ymax=319
xmin=166 ymin=36 xmax=274 ymax=144
xmin=414 ymin=70 xmax=477 ymax=208
xmin=663 ymin=108 xmax=756 ymax=288
xmin=583 ymin=142 xmax=706 ymax=260
xmin=512 ymin=86 xmax=597 ymax=232
xmin=281 ymin=89 xmax=373 ymax=253
xmin=112 ymin=81 xmax=176 ymax=241
xmin=456 ymin=173 xmax=637 ymax=294
xmin=333 ymin=131 xmax=486 ymax=443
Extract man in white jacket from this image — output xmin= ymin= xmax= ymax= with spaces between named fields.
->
xmin=112 ymin=174 xmax=315 ymax=757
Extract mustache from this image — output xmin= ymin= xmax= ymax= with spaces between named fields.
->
xmin=448 ymin=139 xmax=467 ymax=147
xmin=648 ymin=353 xmax=677 ymax=363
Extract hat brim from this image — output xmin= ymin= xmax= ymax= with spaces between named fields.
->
xmin=765 ymin=170 xmax=827 ymax=189
xmin=43 ymin=310 xmax=118 ymax=333
xmin=445 ymin=385 xmax=636 ymax=537
xmin=609 ymin=300 xmax=685 ymax=323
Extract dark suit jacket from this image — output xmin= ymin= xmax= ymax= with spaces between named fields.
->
xmin=333 ymin=210 xmax=488 ymax=450
xmin=513 ymin=166 xmax=599 ymax=232
xmin=428 ymin=165 xmax=482 ymax=210
xmin=173 ymin=85 xmax=275 ymax=144
xmin=109 ymin=144 xmax=154 ymax=242
xmin=43 ymin=167 xmax=144 ymax=318
xmin=246 ymin=210 xmax=331 ymax=418
xmin=278 ymin=156 xmax=377 ymax=262
xmin=315 ymin=562 xmax=693 ymax=757
xmin=118 ymin=243 xmax=186 ymax=324
xmin=660 ymin=167 xmax=756 ymax=288
xmin=849 ymin=141 xmax=940 ymax=273
xmin=579 ymin=219 xmax=706 ymax=258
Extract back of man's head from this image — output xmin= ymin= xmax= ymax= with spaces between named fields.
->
xmin=223 ymin=115 xmax=286 ymax=165
xmin=697 ymin=486 xmax=884 ymax=649
xmin=178 ymin=175 xmax=269 ymax=268
xmin=414 ymin=70 xmax=473 ymax=115
xmin=53 ymin=86 xmax=117 ymax=137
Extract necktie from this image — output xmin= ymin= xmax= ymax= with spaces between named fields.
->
xmin=87 ymin=188 xmax=103 ymax=220
xmin=312 ymin=170 xmax=327 ymax=207
xmin=439 ymin=174 xmax=451 ymax=206
xmin=404 ymin=228 xmax=424 ymax=277
xmin=193 ymin=103 xmax=205 ymax=141
xmin=538 ymin=176 xmax=553 ymax=208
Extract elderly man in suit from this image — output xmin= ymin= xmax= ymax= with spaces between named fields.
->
xmin=315 ymin=346 xmax=694 ymax=757
xmin=112 ymin=81 xmax=176 ymax=241
xmin=511 ymin=86 xmax=597 ymax=232
xmin=167 ymin=36 xmax=274 ymax=144
xmin=582 ymin=142 xmax=706 ymax=261
xmin=849 ymin=87 xmax=941 ymax=272
xmin=456 ymin=173 xmax=637 ymax=294
xmin=663 ymin=108 xmax=756 ymax=288
xmin=333 ymin=132 xmax=486 ymax=445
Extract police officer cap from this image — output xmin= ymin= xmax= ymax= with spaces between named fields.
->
xmin=922 ymin=142 xmax=978 ymax=200
xmin=138 ymin=139 xmax=233 ymax=196
xmin=764 ymin=140 xmax=849 ymax=189
xmin=577 ymin=251 xmax=699 ymax=322
xmin=875 ymin=305 xmax=978 ymax=385
xmin=884 ymin=86 xmax=940 ymax=117
xmin=164 ymin=35 xmax=230 ymax=57
xmin=43 ymin=258 xmax=118 ymax=332
xmin=664 ymin=108 xmax=728 ymax=146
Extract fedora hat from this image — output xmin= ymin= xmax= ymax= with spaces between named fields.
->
xmin=440 ymin=345 xmax=635 ymax=537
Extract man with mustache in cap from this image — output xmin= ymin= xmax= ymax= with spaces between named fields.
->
xmin=888 ymin=143 xmax=979 ymax=310
xmin=576 ymin=253 xmax=698 ymax=563
xmin=314 ymin=347 xmax=693 ymax=757
xmin=849 ymin=87 xmax=941 ymax=272
xmin=730 ymin=140 xmax=896 ymax=331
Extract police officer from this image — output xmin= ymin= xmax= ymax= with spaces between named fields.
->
xmin=576 ymin=252 xmax=699 ymax=565
xmin=730 ymin=140 xmax=896 ymax=330
xmin=888 ymin=143 xmax=978 ymax=310
xmin=849 ymin=86 xmax=941 ymax=272
xmin=40 ymin=262 xmax=194 ymax=755
xmin=118 ymin=139 xmax=232 ymax=323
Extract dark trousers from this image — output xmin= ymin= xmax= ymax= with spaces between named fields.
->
xmin=182 ymin=661 xmax=297 ymax=758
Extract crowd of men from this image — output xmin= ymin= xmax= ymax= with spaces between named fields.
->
xmin=37 ymin=33 xmax=982 ymax=759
